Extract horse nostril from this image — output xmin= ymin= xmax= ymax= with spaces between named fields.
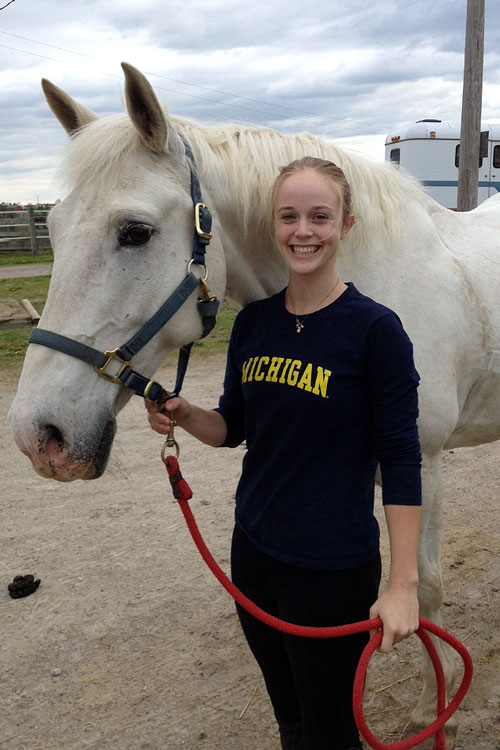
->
xmin=43 ymin=424 xmax=65 ymax=449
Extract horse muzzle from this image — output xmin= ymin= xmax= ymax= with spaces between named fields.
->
xmin=9 ymin=403 xmax=116 ymax=482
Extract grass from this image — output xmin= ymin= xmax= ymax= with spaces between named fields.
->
xmin=0 ymin=275 xmax=51 ymax=371
xmin=0 ymin=275 xmax=51 ymax=309
xmin=0 ymin=272 xmax=236 ymax=372
xmin=0 ymin=251 xmax=53 ymax=266
xmin=0 ymin=325 xmax=35 ymax=371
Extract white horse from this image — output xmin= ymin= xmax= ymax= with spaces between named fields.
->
xmin=9 ymin=63 xmax=500 ymax=747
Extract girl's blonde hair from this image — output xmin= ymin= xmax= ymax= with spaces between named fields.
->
xmin=272 ymin=156 xmax=353 ymax=222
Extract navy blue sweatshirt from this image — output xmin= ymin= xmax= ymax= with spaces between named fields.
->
xmin=215 ymin=283 xmax=421 ymax=570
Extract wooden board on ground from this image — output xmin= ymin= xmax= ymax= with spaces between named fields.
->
xmin=0 ymin=298 xmax=40 ymax=330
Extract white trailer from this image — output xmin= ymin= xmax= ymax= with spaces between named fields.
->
xmin=385 ymin=119 xmax=500 ymax=209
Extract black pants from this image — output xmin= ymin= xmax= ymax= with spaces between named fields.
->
xmin=231 ymin=525 xmax=381 ymax=750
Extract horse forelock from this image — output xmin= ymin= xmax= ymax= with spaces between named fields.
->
xmin=57 ymin=114 xmax=159 ymax=197
xmin=57 ymin=105 xmax=430 ymax=250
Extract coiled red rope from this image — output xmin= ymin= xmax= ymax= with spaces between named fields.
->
xmin=164 ymin=455 xmax=473 ymax=750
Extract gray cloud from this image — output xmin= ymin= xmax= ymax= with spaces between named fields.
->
xmin=1 ymin=0 xmax=499 ymax=202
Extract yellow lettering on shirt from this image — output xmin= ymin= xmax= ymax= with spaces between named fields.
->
xmin=254 ymin=356 xmax=270 ymax=381
xmin=242 ymin=358 xmax=253 ymax=383
xmin=312 ymin=366 xmax=332 ymax=397
xmin=278 ymin=358 xmax=292 ymax=383
xmin=248 ymin=357 xmax=259 ymax=382
xmin=296 ymin=363 xmax=313 ymax=391
xmin=241 ymin=355 xmax=331 ymax=398
xmin=265 ymin=357 xmax=284 ymax=382
xmin=287 ymin=360 xmax=302 ymax=386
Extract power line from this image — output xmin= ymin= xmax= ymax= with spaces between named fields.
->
xmin=145 ymin=70 xmax=351 ymax=125
xmin=0 ymin=42 xmax=64 ymax=64
xmin=0 ymin=29 xmax=91 ymax=57
xmin=0 ymin=30 xmax=345 ymax=123
xmin=0 ymin=42 xmax=333 ymax=127
xmin=0 ymin=31 xmax=357 ymax=130
xmin=0 ymin=30 xmax=389 ymax=135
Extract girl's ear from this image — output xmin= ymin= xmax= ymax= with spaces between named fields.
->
xmin=341 ymin=214 xmax=355 ymax=239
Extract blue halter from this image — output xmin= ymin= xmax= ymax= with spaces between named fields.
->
xmin=28 ymin=137 xmax=220 ymax=406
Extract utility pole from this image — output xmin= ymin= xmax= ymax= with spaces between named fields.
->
xmin=457 ymin=0 xmax=485 ymax=211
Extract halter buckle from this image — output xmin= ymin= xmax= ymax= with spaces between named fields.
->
xmin=96 ymin=348 xmax=132 ymax=383
xmin=143 ymin=379 xmax=166 ymax=403
xmin=194 ymin=202 xmax=213 ymax=241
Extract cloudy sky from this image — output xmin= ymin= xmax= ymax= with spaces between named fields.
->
xmin=1 ymin=0 xmax=499 ymax=203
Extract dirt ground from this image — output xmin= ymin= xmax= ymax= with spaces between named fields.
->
xmin=0 ymin=263 xmax=53 ymax=280
xmin=1 ymin=355 xmax=499 ymax=750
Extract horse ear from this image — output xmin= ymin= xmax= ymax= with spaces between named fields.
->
xmin=41 ymin=79 xmax=98 ymax=135
xmin=121 ymin=62 xmax=180 ymax=157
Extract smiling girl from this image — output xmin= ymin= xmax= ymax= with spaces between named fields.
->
xmin=146 ymin=157 xmax=422 ymax=750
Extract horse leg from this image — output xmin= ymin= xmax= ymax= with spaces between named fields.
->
xmin=405 ymin=451 xmax=460 ymax=749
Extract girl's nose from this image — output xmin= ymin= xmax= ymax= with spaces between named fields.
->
xmin=295 ymin=218 xmax=313 ymax=237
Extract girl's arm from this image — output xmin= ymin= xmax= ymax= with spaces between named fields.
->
xmin=369 ymin=504 xmax=421 ymax=653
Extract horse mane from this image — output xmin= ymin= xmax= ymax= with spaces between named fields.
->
xmin=58 ymin=106 xmax=431 ymax=250
xmin=172 ymin=115 xmax=430 ymax=249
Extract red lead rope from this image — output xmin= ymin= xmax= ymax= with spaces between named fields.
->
xmin=164 ymin=455 xmax=473 ymax=750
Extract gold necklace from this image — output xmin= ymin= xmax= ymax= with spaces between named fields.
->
xmin=288 ymin=277 xmax=342 ymax=334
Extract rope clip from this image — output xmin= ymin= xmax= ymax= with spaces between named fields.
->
xmin=160 ymin=416 xmax=180 ymax=462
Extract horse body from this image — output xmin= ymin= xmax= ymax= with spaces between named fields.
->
xmin=433 ymin=197 xmax=500 ymax=448
xmin=8 ymin=64 xmax=500 ymax=745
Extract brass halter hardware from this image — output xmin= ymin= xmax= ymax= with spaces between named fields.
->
xmin=161 ymin=416 xmax=180 ymax=461
xmin=95 ymin=348 xmax=133 ymax=383
xmin=194 ymin=202 xmax=213 ymax=241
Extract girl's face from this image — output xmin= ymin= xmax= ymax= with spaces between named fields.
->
xmin=274 ymin=168 xmax=353 ymax=280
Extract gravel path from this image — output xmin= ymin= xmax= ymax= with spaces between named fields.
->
xmin=0 ymin=262 xmax=52 ymax=279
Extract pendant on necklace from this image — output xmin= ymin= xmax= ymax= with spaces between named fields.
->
xmin=295 ymin=318 xmax=304 ymax=334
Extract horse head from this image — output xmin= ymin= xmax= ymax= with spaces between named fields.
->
xmin=8 ymin=63 xmax=226 ymax=481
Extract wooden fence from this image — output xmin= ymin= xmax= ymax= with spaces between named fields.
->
xmin=0 ymin=207 xmax=52 ymax=255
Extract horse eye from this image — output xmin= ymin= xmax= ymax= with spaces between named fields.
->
xmin=118 ymin=222 xmax=154 ymax=247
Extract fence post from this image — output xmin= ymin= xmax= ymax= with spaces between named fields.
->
xmin=27 ymin=205 xmax=39 ymax=256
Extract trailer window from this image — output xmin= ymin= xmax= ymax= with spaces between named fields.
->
xmin=455 ymin=145 xmax=483 ymax=168
xmin=390 ymin=148 xmax=400 ymax=167
xmin=494 ymin=145 xmax=500 ymax=169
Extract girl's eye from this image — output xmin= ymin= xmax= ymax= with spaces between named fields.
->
xmin=313 ymin=214 xmax=329 ymax=221
xmin=118 ymin=222 xmax=154 ymax=246
xmin=279 ymin=214 xmax=296 ymax=223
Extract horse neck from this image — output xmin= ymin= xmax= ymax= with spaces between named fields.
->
xmin=189 ymin=147 xmax=288 ymax=307
xmin=218 ymin=222 xmax=288 ymax=309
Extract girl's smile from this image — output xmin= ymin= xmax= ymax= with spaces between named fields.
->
xmin=290 ymin=245 xmax=320 ymax=256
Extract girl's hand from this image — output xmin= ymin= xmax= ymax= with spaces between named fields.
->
xmin=369 ymin=584 xmax=419 ymax=653
xmin=145 ymin=396 xmax=227 ymax=447
xmin=144 ymin=396 xmax=191 ymax=434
